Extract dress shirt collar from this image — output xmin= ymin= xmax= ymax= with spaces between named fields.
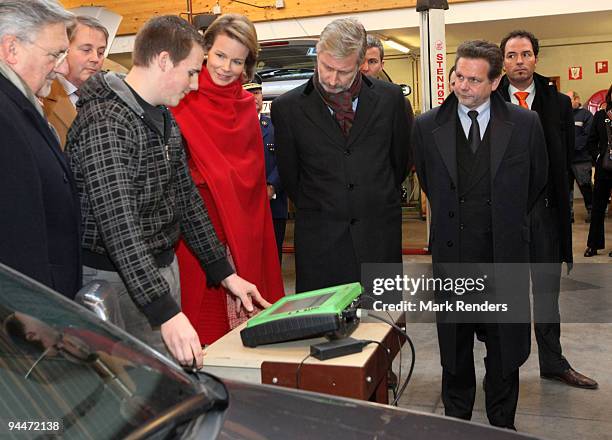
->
xmin=457 ymin=99 xmax=491 ymax=140
xmin=58 ymin=75 xmax=79 ymax=107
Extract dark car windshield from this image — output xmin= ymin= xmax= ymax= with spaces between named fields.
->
xmin=0 ymin=265 xmax=205 ymax=439
xmin=256 ymin=40 xmax=393 ymax=84
xmin=256 ymin=42 xmax=316 ymax=79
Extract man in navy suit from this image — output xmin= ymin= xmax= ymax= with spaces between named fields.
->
xmin=0 ymin=0 xmax=81 ymax=298
xmin=244 ymin=74 xmax=288 ymax=263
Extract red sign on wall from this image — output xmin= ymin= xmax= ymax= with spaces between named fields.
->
xmin=596 ymin=61 xmax=609 ymax=74
xmin=569 ymin=66 xmax=583 ymax=80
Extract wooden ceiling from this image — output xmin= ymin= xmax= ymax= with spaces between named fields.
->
xmin=60 ymin=0 xmax=475 ymax=36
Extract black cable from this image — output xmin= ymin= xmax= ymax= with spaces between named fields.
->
xmin=359 ymin=294 xmax=412 ymax=406
xmin=381 ymin=308 xmax=402 ymax=403
xmin=295 ymin=353 xmax=312 ymax=390
xmin=365 ymin=312 xmax=416 ymax=406
xmin=358 ymin=293 xmax=415 ymax=406
xmin=360 ymin=340 xmax=398 ymax=398
xmin=396 ymin=328 xmax=402 ymax=402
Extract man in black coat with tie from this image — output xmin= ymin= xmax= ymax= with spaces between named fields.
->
xmin=414 ymin=40 xmax=548 ymax=429
xmin=272 ymin=17 xmax=414 ymax=293
xmin=0 ymin=1 xmax=81 ymax=299
xmin=499 ymin=30 xmax=597 ymax=389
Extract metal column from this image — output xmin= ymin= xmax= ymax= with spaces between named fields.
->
xmin=417 ymin=0 xmax=448 ymax=247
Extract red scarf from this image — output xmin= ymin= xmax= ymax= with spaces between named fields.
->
xmin=171 ymin=68 xmax=284 ymax=335
xmin=313 ymin=69 xmax=362 ymax=137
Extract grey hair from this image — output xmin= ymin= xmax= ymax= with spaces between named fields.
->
xmin=316 ymin=17 xmax=367 ymax=65
xmin=366 ymin=34 xmax=384 ymax=61
xmin=67 ymin=15 xmax=109 ymax=44
xmin=0 ymin=0 xmax=73 ymax=42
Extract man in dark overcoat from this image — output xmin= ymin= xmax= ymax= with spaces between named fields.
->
xmin=413 ymin=40 xmax=548 ymax=429
xmin=499 ymin=30 xmax=597 ymax=389
xmin=272 ymin=17 xmax=414 ymax=292
xmin=0 ymin=1 xmax=81 ymax=299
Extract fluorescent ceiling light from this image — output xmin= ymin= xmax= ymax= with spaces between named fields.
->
xmin=384 ymin=39 xmax=411 ymax=54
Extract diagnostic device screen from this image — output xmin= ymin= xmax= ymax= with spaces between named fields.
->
xmin=270 ymin=291 xmax=335 ymax=315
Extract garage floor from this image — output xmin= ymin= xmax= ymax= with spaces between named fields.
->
xmin=278 ymin=203 xmax=612 ymax=439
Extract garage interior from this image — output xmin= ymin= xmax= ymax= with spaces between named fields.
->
xmin=58 ymin=0 xmax=612 ymax=438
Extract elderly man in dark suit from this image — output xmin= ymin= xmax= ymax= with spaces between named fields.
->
xmin=499 ymin=30 xmax=597 ymax=389
xmin=0 ymin=0 xmax=81 ymax=299
xmin=272 ymin=17 xmax=414 ymax=292
xmin=414 ymin=40 xmax=548 ymax=429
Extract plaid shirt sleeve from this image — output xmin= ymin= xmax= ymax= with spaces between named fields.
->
xmin=174 ymin=141 xmax=234 ymax=284
xmin=75 ymin=116 xmax=180 ymax=326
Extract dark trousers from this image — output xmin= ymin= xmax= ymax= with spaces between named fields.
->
xmin=442 ymin=323 xmax=519 ymax=429
xmin=273 ymin=218 xmax=286 ymax=264
xmin=530 ymin=200 xmax=570 ymax=374
xmin=568 ymin=162 xmax=593 ymax=216
xmin=586 ymin=177 xmax=612 ymax=249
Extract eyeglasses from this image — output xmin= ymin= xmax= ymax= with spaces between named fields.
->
xmin=20 ymin=38 xmax=69 ymax=68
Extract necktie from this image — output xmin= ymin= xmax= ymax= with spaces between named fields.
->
xmin=514 ymin=91 xmax=529 ymax=109
xmin=467 ymin=110 xmax=480 ymax=153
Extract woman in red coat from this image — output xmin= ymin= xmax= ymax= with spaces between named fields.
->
xmin=172 ymin=14 xmax=284 ymax=345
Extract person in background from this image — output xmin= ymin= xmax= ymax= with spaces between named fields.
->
xmin=360 ymin=34 xmax=385 ymax=78
xmin=172 ymin=14 xmax=284 ymax=345
xmin=66 ymin=15 xmax=267 ymax=369
xmin=565 ymin=90 xmax=594 ymax=223
xmin=0 ymin=0 xmax=81 ymax=299
xmin=243 ymin=74 xmax=288 ymax=264
xmin=448 ymin=65 xmax=456 ymax=93
xmin=43 ymin=15 xmax=108 ymax=148
xmin=499 ymin=29 xmax=597 ymax=389
xmin=584 ymin=84 xmax=612 ymax=257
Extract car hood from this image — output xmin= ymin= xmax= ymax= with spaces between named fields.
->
xmin=214 ymin=380 xmax=541 ymax=440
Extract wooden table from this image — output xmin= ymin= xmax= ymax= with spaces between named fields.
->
xmin=201 ymin=321 xmax=403 ymax=404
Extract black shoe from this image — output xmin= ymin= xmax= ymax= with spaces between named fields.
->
xmin=584 ymin=247 xmax=597 ymax=257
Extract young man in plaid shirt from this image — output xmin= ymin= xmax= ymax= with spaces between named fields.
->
xmin=66 ymin=16 xmax=270 ymax=369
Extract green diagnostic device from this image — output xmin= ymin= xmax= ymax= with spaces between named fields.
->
xmin=240 ymin=283 xmax=363 ymax=347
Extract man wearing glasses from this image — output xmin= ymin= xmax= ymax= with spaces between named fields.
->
xmin=0 ymin=0 xmax=81 ymax=300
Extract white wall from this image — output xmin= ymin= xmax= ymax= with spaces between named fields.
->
xmin=536 ymin=40 xmax=612 ymax=104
